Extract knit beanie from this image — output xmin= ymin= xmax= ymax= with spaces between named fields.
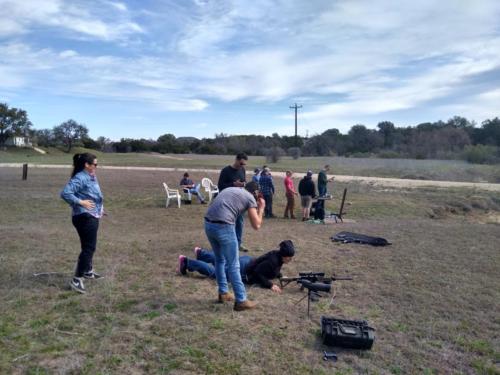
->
xmin=279 ymin=240 xmax=295 ymax=257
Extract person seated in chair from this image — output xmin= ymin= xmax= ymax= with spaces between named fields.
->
xmin=180 ymin=172 xmax=206 ymax=204
xmin=177 ymin=240 xmax=295 ymax=293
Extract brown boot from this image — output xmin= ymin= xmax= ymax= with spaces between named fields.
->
xmin=218 ymin=292 xmax=234 ymax=303
xmin=234 ymin=300 xmax=257 ymax=311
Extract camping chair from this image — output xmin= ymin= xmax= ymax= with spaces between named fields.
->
xmin=162 ymin=182 xmax=181 ymax=208
xmin=201 ymin=178 xmax=219 ymax=202
xmin=331 ymin=188 xmax=347 ymax=223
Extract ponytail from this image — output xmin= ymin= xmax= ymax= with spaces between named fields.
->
xmin=71 ymin=152 xmax=96 ymax=177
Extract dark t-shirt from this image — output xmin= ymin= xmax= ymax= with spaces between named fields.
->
xmin=217 ymin=165 xmax=246 ymax=191
xmin=180 ymin=178 xmax=193 ymax=187
xmin=317 ymin=170 xmax=327 ymax=189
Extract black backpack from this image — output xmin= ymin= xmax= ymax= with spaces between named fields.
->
xmin=314 ymin=206 xmax=325 ymax=220
xmin=312 ymin=200 xmax=325 ymax=220
xmin=331 ymin=231 xmax=391 ymax=246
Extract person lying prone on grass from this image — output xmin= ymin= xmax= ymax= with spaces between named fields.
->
xmin=177 ymin=240 xmax=295 ymax=293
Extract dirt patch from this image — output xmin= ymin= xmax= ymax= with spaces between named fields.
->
xmin=427 ymin=195 xmax=500 ymax=220
xmin=146 ymin=153 xmax=191 ymax=161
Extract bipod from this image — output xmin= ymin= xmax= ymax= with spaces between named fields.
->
xmin=295 ymin=289 xmax=323 ymax=318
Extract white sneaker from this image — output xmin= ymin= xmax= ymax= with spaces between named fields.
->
xmin=69 ymin=277 xmax=86 ymax=294
xmin=83 ymin=270 xmax=103 ymax=280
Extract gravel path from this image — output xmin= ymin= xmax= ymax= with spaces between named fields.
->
xmin=1 ymin=163 xmax=499 ymax=192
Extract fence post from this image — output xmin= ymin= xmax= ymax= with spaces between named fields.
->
xmin=22 ymin=163 xmax=28 ymax=180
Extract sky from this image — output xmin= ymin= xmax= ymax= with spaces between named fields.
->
xmin=1 ymin=0 xmax=500 ymax=141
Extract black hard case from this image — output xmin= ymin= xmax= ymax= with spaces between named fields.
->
xmin=321 ymin=316 xmax=375 ymax=349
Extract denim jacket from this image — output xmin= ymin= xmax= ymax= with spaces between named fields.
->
xmin=60 ymin=171 xmax=104 ymax=218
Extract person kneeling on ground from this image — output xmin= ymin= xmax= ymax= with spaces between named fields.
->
xmin=177 ymin=240 xmax=295 ymax=294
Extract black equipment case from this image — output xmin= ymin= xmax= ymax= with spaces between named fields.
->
xmin=321 ymin=316 xmax=375 ymax=349
xmin=331 ymin=231 xmax=391 ymax=246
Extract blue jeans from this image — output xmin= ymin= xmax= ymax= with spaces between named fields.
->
xmin=187 ymin=249 xmax=252 ymax=281
xmin=318 ymin=185 xmax=327 ymax=197
xmin=184 ymin=184 xmax=205 ymax=203
xmin=263 ymin=194 xmax=273 ymax=217
xmin=204 ymin=221 xmax=247 ymax=302
xmin=235 ymin=214 xmax=244 ymax=246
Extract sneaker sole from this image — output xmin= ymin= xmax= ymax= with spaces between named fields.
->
xmin=178 ymin=256 xmax=187 ymax=275
xmin=69 ymin=282 xmax=86 ymax=294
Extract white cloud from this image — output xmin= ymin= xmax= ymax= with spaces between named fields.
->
xmin=59 ymin=50 xmax=78 ymax=58
xmin=159 ymin=0 xmax=499 ymax=116
xmin=295 ymin=37 xmax=500 ymax=127
xmin=0 ymin=43 xmax=207 ymax=112
xmin=109 ymin=1 xmax=127 ymax=12
xmin=1 ymin=0 xmax=500 ymax=133
xmin=437 ymin=88 xmax=500 ymax=123
xmin=0 ymin=0 xmax=142 ymax=40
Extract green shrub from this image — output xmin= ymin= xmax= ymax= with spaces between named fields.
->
xmin=265 ymin=146 xmax=285 ymax=163
xmin=378 ymin=150 xmax=401 ymax=159
xmin=287 ymin=147 xmax=301 ymax=160
xmin=463 ymin=145 xmax=499 ymax=164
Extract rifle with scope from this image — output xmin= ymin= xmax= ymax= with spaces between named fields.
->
xmin=279 ymin=271 xmax=353 ymax=288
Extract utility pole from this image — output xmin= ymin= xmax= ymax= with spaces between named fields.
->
xmin=289 ymin=103 xmax=302 ymax=146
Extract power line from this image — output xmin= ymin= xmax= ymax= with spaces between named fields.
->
xmin=289 ymin=103 xmax=302 ymax=146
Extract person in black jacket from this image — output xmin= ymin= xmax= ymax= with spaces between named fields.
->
xmin=177 ymin=240 xmax=295 ymax=294
xmin=298 ymin=170 xmax=316 ymax=221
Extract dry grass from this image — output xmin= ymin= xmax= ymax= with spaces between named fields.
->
xmin=2 ymin=148 xmax=500 ymax=183
xmin=1 ymin=167 xmax=499 ymax=374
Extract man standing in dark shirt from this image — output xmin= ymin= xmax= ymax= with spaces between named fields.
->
xmin=298 ymin=170 xmax=316 ymax=221
xmin=217 ymin=153 xmax=248 ymax=251
xmin=317 ymin=164 xmax=334 ymax=197
xmin=218 ymin=153 xmax=247 ymax=191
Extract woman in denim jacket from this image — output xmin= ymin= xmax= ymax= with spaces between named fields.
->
xmin=61 ymin=153 xmax=104 ymax=294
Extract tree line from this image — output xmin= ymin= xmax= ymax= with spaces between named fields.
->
xmin=1 ymin=102 xmax=499 ymax=164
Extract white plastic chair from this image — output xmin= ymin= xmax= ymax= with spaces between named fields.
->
xmin=201 ymin=177 xmax=219 ymax=202
xmin=182 ymin=188 xmax=193 ymax=203
xmin=162 ymin=182 xmax=181 ymax=208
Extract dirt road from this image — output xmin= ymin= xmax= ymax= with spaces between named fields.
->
xmin=2 ymin=163 xmax=499 ymax=192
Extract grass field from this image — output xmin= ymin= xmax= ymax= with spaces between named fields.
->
xmin=1 ymin=147 xmax=500 ymax=183
xmin=1 ymin=167 xmax=500 ymax=374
